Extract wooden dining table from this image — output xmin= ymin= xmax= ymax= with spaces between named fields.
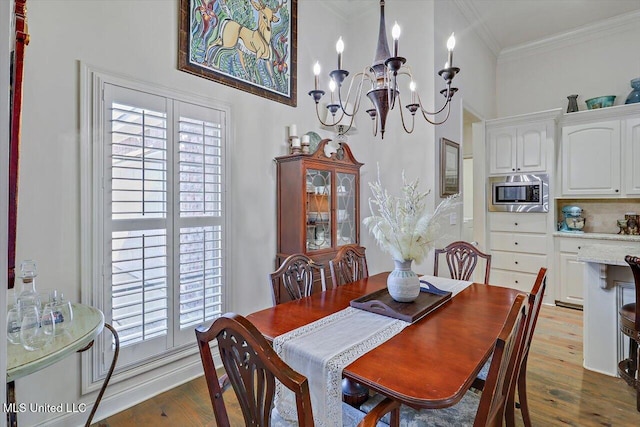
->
xmin=246 ymin=272 xmax=522 ymax=410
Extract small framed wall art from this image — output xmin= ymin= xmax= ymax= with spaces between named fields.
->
xmin=440 ymin=137 xmax=460 ymax=197
xmin=178 ymin=0 xmax=297 ymax=106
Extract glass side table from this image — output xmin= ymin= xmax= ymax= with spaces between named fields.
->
xmin=6 ymin=303 xmax=119 ymax=427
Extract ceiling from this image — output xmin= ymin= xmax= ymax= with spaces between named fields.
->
xmin=337 ymin=0 xmax=640 ymax=56
xmin=456 ymin=0 xmax=640 ymax=54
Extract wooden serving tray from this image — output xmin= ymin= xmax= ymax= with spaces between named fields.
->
xmin=350 ymin=288 xmax=452 ymax=323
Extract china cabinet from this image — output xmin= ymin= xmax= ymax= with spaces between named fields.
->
xmin=275 ymin=140 xmax=362 ymax=299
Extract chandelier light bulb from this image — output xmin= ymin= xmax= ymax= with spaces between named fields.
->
xmin=329 ymin=79 xmax=336 ymax=93
xmin=447 ymin=33 xmax=456 ymax=51
xmin=409 ymin=80 xmax=416 ymax=103
xmin=392 ymin=22 xmax=401 ymax=40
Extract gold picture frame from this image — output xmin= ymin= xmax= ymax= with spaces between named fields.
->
xmin=440 ymin=138 xmax=460 ymax=197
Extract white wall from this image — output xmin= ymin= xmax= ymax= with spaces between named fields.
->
xmin=14 ymin=0 xmax=343 ymax=425
xmin=12 ymin=0 xmax=492 ymax=424
xmin=497 ymin=15 xmax=640 ymax=116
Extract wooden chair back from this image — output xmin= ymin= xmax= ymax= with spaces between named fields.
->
xmin=474 ymin=293 xmax=528 ymax=427
xmin=626 ymin=255 xmax=640 ymax=330
xmin=434 ymin=241 xmax=492 ymax=284
xmin=195 ymin=313 xmax=314 ymax=427
xmin=329 ymin=245 xmax=369 ymax=288
xmin=506 ymin=267 xmax=547 ymax=427
xmin=269 ymin=253 xmax=326 ymax=305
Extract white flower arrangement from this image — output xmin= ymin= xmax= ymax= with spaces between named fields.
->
xmin=363 ymin=171 xmax=459 ymax=265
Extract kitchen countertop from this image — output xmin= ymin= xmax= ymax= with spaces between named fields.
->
xmin=575 ymin=241 xmax=640 ymax=266
xmin=553 ymin=232 xmax=640 ymax=242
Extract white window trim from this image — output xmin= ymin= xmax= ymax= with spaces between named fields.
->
xmin=79 ymin=63 xmax=232 ymax=393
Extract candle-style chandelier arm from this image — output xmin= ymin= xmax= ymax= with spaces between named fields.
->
xmin=395 ymin=91 xmax=416 ymax=134
xmin=419 ymin=95 xmax=453 ymax=125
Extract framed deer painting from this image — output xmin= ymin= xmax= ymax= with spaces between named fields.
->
xmin=179 ymin=0 xmax=297 ymax=106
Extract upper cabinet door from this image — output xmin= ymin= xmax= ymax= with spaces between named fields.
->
xmin=625 ymin=118 xmax=640 ymax=195
xmin=561 ymin=121 xmax=621 ymax=196
xmin=517 ymin=123 xmax=546 ymax=173
xmin=488 ymin=127 xmax=517 ymax=175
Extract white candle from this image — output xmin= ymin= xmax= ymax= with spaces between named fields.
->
xmin=291 ymin=137 xmax=301 ymax=148
xmin=313 ymin=62 xmax=321 ymax=90
xmin=409 ymin=81 xmax=416 ymax=104
xmin=336 ymin=37 xmax=344 ymax=70
xmin=447 ymin=33 xmax=455 ymax=68
xmin=392 ymin=22 xmax=401 ymax=57
xmin=289 ymin=124 xmax=297 ymax=138
xmin=301 ymin=134 xmax=310 ymax=144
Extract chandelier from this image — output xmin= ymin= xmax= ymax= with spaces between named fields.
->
xmin=308 ymin=0 xmax=460 ymax=139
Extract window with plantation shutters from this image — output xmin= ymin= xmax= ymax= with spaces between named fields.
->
xmin=98 ymin=82 xmax=228 ymax=370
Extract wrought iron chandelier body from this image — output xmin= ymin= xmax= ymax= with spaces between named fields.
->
xmin=308 ymin=0 xmax=460 ymax=139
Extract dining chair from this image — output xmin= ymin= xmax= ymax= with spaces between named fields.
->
xmin=474 ymin=267 xmax=547 ymax=427
xmin=619 ymin=255 xmax=640 ymax=412
xmin=269 ymin=253 xmax=326 ymax=305
xmin=195 ymin=313 xmax=382 ymax=426
xmin=434 ymin=240 xmax=492 ymax=284
xmin=329 ymin=245 xmax=369 ymax=288
xmin=357 ymin=293 xmax=529 ymax=427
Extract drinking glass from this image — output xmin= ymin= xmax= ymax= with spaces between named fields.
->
xmin=47 ymin=290 xmax=73 ymax=332
xmin=6 ymin=305 xmax=22 ymax=345
xmin=20 ymin=305 xmax=53 ymax=351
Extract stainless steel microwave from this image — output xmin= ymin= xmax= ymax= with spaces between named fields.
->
xmin=488 ymin=174 xmax=549 ymax=213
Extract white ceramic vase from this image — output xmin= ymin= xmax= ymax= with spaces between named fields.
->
xmin=387 ymin=259 xmax=420 ymax=302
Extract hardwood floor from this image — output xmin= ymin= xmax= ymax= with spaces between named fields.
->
xmin=94 ymin=305 xmax=640 ymax=426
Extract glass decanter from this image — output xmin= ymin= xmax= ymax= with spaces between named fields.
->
xmin=17 ymin=260 xmax=41 ymax=315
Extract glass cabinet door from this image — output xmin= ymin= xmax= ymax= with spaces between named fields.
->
xmin=306 ymin=169 xmax=331 ymax=251
xmin=336 ymin=172 xmax=356 ymax=246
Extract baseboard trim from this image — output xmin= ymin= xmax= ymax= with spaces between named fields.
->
xmin=555 ymin=300 xmax=584 ymax=311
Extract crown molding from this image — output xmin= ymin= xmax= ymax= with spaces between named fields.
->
xmin=453 ymin=0 xmax=501 ymax=57
xmin=499 ymin=10 xmax=640 ymax=63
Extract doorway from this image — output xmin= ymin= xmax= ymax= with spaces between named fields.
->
xmin=462 ymin=109 xmax=481 ymax=243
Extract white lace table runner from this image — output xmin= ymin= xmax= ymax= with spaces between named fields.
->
xmin=273 ymin=307 xmax=409 ymax=426
xmin=273 ymin=276 xmax=472 ymax=427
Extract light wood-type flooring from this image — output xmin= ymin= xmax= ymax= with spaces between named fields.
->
xmin=93 ymin=305 xmax=640 ymax=426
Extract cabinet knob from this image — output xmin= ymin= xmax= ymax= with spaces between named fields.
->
xmin=578 ymin=246 xmax=581 ymax=250
xmin=515 ymin=280 xmax=519 ymax=284
xmin=517 ymin=168 xmax=521 ymax=171
xmin=515 ymin=261 xmax=519 ymax=265
xmin=514 ymin=242 xmax=518 ymax=245
xmin=514 ymin=222 xmax=518 ymax=226
xmin=615 ymin=189 xmax=619 ymax=193
xmin=512 ymin=168 xmax=516 ymax=171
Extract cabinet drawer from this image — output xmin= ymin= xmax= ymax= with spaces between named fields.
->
xmin=489 ymin=212 xmax=547 ymax=233
xmin=491 ymin=250 xmax=547 ymax=274
xmin=558 ymin=238 xmax=584 ymax=253
xmin=490 ymin=232 xmax=547 ymax=254
xmin=490 ymin=269 xmax=538 ymax=293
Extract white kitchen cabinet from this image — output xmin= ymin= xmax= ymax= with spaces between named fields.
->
xmin=556 ymin=238 xmax=585 ymax=307
xmin=561 ymin=121 xmax=621 ymax=196
xmin=488 ymin=212 xmax=549 ymax=293
xmin=560 ymin=103 xmax=640 ymax=197
xmin=488 ymin=122 xmax=547 ymax=175
xmin=625 ymin=117 xmax=640 ymax=195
